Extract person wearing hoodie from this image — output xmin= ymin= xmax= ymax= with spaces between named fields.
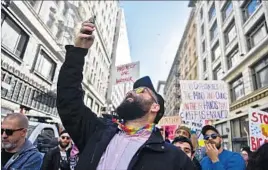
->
xmin=1 ymin=113 xmax=43 ymax=170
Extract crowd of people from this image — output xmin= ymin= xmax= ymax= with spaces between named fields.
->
xmin=1 ymin=18 xmax=268 ymax=170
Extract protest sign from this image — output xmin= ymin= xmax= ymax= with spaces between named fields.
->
xmin=249 ymin=109 xmax=268 ymax=151
xmin=179 ymin=80 xmax=229 ymax=121
xmin=158 ymin=116 xmax=181 ymax=126
xmin=158 ymin=116 xmax=181 ymax=140
xmin=114 ymin=61 xmax=140 ymax=85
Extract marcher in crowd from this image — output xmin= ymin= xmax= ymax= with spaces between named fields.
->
xmin=160 ymin=128 xmax=171 ymax=143
xmin=246 ymin=143 xmax=268 ymax=170
xmin=175 ymin=126 xmax=191 ymax=138
xmin=201 ymin=125 xmax=246 ymax=170
xmin=69 ymin=143 xmax=79 ymax=170
xmin=172 ymin=136 xmax=196 ymax=160
xmin=1 ymin=113 xmax=43 ymax=170
xmin=41 ymin=130 xmax=72 ymax=170
xmin=56 ymin=19 xmax=194 ymax=170
xmin=241 ymin=146 xmax=252 ymax=166
xmin=175 ymin=126 xmax=202 ymax=170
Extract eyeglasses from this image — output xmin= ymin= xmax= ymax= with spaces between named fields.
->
xmin=204 ymin=134 xmax=219 ymax=140
xmin=61 ymin=136 xmax=70 ymax=140
xmin=131 ymin=87 xmax=158 ymax=103
xmin=1 ymin=128 xmax=24 ymax=136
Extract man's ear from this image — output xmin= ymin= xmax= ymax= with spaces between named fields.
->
xmin=151 ymin=103 xmax=160 ymax=113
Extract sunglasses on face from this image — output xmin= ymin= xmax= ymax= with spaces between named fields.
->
xmin=61 ymin=136 xmax=70 ymax=140
xmin=131 ymin=87 xmax=158 ymax=103
xmin=1 ymin=128 xmax=24 ymax=136
xmin=204 ymin=134 xmax=218 ymax=140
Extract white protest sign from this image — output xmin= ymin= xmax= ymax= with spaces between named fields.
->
xmin=114 ymin=61 xmax=140 ymax=85
xmin=179 ymin=80 xmax=229 ymax=121
xmin=249 ymin=109 xmax=268 ymax=151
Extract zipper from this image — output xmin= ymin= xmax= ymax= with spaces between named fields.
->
xmin=90 ymin=146 xmax=97 ymax=164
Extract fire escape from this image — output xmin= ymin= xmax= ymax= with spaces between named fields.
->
xmin=173 ymin=57 xmax=181 ymax=116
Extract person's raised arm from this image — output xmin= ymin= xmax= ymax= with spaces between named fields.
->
xmin=57 ymin=19 xmax=104 ymax=151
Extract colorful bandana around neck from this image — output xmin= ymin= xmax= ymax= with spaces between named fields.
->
xmin=112 ymin=118 xmax=155 ymax=135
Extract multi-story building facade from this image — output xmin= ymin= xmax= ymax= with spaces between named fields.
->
xmin=190 ymin=0 xmax=268 ymax=151
xmin=107 ymin=9 xmax=132 ymax=111
xmin=1 ymin=1 xmax=119 ymax=119
xmin=163 ymin=9 xmax=197 ymax=116
xmin=156 ymin=81 xmax=166 ymax=98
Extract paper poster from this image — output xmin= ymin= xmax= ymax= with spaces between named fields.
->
xmin=179 ymin=80 xmax=229 ymax=121
xmin=249 ymin=109 xmax=268 ymax=151
xmin=114 ymin=61 xmax=140 ymax=84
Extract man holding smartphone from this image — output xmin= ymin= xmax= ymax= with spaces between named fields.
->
xmin=56 ymin=18 xmax=195 ymax=170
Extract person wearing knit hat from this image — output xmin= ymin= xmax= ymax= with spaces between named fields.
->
xmin=41 ymin=130 xmax=72 ymax=170
xmin=175 ymin=126 xmax=191 ymax=138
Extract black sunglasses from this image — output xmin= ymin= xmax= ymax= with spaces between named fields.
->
xmin=204 ymin=134 xmax=218 ymax=140
xmin=1 ymin=128 xmax=24 ymax=136
xmin=61 ymin=136 xmax=70 ymax=140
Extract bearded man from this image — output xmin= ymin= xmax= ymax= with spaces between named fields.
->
xmin=56 ymin=19 xmax=194 ymax=170
xmin=201 ymin=125 xmax=246 ymax=170
xmin=41 ymin=130 xmax=72 ymax=170
xmin=1 ymin=113 xmax=42 ymax=170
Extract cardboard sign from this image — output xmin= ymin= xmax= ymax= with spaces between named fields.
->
xmin=179 ymin=80 xmax=229 ymax=121
xmin=249 ymin=109 xmax=268 ymax=151
xmin=158 ymin=116 xmax=181 ymax=126
xmin=114 ymin=61 xmax=140 ymax=84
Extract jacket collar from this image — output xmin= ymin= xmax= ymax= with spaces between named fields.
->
xmin=144 ymin=128 xmax=167 ymax=152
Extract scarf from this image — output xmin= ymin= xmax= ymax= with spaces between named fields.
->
xmin=112 ymin=118 xmax=155 ymax=135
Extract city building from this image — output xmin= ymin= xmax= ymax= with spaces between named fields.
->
xmin=189 ymin=0 xmax=268 ymax=151
xmin=1 ymin=1 xmax=119 ymax=119
xmin=107 ymin=8 xmax=132 ymax=112
xmin=164 ymin=8 xmax=197 ymax=116
xmin=1 ymin=0 xmax=119 ymax=120
xmin=156 ymin=81 xmax=166 ymax=98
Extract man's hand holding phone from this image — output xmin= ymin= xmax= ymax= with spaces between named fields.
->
xmin=75 ymin=17 xmax=96 ymax=49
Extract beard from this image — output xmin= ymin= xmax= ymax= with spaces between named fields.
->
xmin=116 ymin=94 xmax=153 ymax=121
xmin=207 ymin=140 xmax=221 ymax=149
xmin=59 ymin=141 xmax=69 ymax=149
xmin=2 ymin=141 xmax=17 ymax=150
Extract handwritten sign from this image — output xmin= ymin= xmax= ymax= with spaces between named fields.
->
xmin=249 ymin=109 xmax=268 ymax=151
xmin=179 ymin=80 xmax=229 ymax=121
xmin=114 ymin=61 xmax=140 ymax=84
xmin=158 ymin=116 xmax=181 ymax=126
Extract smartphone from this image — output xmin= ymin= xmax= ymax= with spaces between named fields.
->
xmin=83 ymin=16 xmax=96 ymax=35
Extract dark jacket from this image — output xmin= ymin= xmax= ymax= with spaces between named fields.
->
xmin=56 ymin=45 xmax=195 ymax=170
xmin=2 ymin=139 xmax=43 ymax=170
xmin=41 ymin=146 xmax=71 ymax=170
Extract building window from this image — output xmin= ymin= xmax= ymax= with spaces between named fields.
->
xmin=246 ymin=18 xmax=268 ymax=49
xmin=202 ymin=41 xmax=206 ymax=53
xmin=222 ymin=1 xmax=233 ymax=21
xmin=212 ymin=42 xmax=221 ymax=61
xmin=213 ymin=64 xmax=223 ymax=80
xmin=231 ymin=116 xmax=249 ymax=152
xmin=252 ymin=55 xmax=268 ymax=89
xmin=230 ymin=75 xmax=245 ymax=101
xmin=209 ymin=3 xmax=216 ymax=21
xmin=242 ymin=0 xmax=262 ymax=21
xmin=1 ymin=12 xmax=29 ymax=60
xmin=210 ymin=21 xmax=218 ymax=40
xmin=201 ymin=24 xmax=204 ymax=36
xmin=35 ymin=50 xmax=56 ymax=82
xmin=227 ymin=47 xmax=239 ymax=69
xmin=225 ymin=22 xmax=236 ymax=46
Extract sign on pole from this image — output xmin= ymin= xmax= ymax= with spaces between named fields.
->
xmin=114 ymin=61 xmax=140 ymax=85
xmin=249 ymin=109 xmax=268 ymax=151
xmin=179 ymin=80 xmax=229 ymax=121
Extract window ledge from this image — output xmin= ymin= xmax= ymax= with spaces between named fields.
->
xmin=1 ymin=45 xmax=23 ymax=64
xmin=33 ymin=70 xmax=53 ymax=85
xmin=243 ymin=3 xmax=263 ymax=27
